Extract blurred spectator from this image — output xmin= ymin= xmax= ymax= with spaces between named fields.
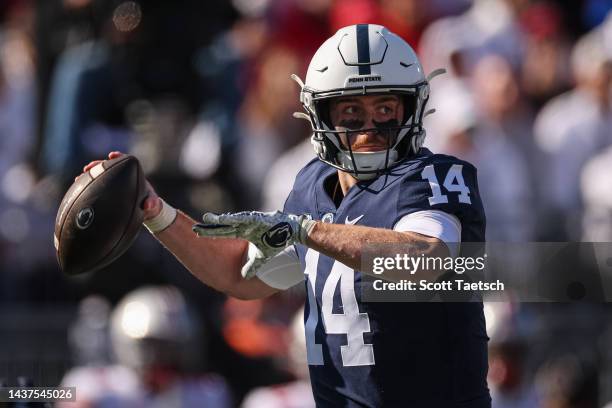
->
xmin=485 ymin=302 xmax=539 ymax=408
xmin=41 ymin=38 xmax=131 ymax=178
xmin=581 ymin=145 xmax=612 ymax=241
xmin=0 ymin=10 xmax=63 ymax=303
xmin=67 ymin=295 xmax=113 ymax=366
xmin=419 ymin=0 xmax=524 ymax=78
xmin=60 ymin=364 xmax=143 ymax=407
xmin=261 ymin=136 xmax=314 ymax=212
xmin=472 ymin=54 xmax=536 ymax=167
xmin=241 ymin=306 xmax=315 ymax=408
xmin=60 ymin=286 xmax=232 ymax=407
xmin=534 ymin=13 xmax=612 ymax=239
xmin=193 ymin=10 xmax=311 ymax=208
xmin=222 ymin=297 xmax=288 ymax=360
xmin=40 ymin=0 xmax=226 ymax=182
xmin=534 ymin=354 xmax=598 ymax=408
xmin=59 ymin=297 xmax=141 ymax=406
xmin=330 ymin=0 xmax=432 ymax=48
xmin=329 ymin=0 xmax=380 ymax=33
xmin=519 ymin=1 xmax=573 ymax=108
xmin=40 ymin=2 xmax=137 ymax=180
xmin=427 ymin=0 xmax=472 ymax=18
xmin=269 ymin=0 xmax=332 ymax=59
xmin=471 ymin=54 xmax=537 ymax=240
xmin=230 ymin=44 xmax=309 ymax=207
xmin=33 ymin=0 xmax=121 ymax=175
xmin=219 ymin=291 xmax=304 ymax=402
xmin=190 ymin=15 xmax=270 ymax=208
xmin=0 ymin=26 xmax=36 ymax=189
xmin=377 ymin=0 xmax=431 ymax=47
xmin=426 ymin=77 xmax=532 ymax=241
xmin=194 ymin=15 xmax=269 ymax=127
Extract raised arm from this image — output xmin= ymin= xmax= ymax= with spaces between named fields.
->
xmin=152 ymin=210 xmax=279 ymax=299
xmin=194 ymin=210 xmax=456 ymax=283
xmin=83 ymin=152 xmax=278 ymax=300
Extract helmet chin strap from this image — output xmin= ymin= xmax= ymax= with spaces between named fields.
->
xmin=336 ymin=149 xmax=400 ymax=180
xmin=352 ymin=172 xmax=378 ymax=181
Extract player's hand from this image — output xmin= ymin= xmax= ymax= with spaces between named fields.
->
xmin=81 ymin=151 xmax=161 ymax=221
xmin=193 ymin=211 xmax=313 ymax=279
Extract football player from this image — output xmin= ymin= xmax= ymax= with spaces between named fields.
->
xmin=85 ymin=24 xmax=489 ymax=407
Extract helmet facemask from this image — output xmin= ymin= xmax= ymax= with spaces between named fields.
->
xmin=307 ymin=87 xmax=429 ymax=180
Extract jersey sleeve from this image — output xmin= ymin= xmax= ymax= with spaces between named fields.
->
xmin=393 ymin=210 xmax=462 ymax=256
xmin=395 ymin=159 xmax=486 ymax=243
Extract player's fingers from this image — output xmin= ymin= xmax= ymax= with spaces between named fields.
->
xmin=202 ymin=212 xmax=221 ymax=225
xmin=83 ymin=160 xmax=102 ymax=173
xmin=142 ymin=196 xmax=162 ymax=221
xmin=108 ymin=151 xmax=124 ymax=159
xmin=202 ymin=212 xmax=243 ymax=227
xmin=192 ymin=224 xmax=237 ymax=238
xmin=197 ymin=213 xmax=242 ymax=237
xmin=217 ymin=213 xmax=250 ymax=226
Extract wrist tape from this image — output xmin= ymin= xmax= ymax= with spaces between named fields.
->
xmin=298 ymin=217 xmax=317 ymax=244
xmin=143 ymin=199 xmax=177 ymax=233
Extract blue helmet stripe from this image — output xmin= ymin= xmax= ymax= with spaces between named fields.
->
xmin=356 ymin=24 xmax=371 ymax=75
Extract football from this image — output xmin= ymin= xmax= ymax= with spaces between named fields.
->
xmin=54 ymin=155 xmax=148 ymax=275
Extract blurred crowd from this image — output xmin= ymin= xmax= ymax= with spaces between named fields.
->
xmin=1 ymin=0 xmax=612 ymax=406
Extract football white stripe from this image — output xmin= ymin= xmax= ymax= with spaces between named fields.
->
xmin=90 ymin=162 xmax=105 ymax=178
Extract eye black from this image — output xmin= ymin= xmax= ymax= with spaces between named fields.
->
xmin=338 ymin=119 xmax=365 ymax=130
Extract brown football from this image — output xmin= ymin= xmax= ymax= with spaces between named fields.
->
xmin=54 ymin=155 xmax=147 ymax=275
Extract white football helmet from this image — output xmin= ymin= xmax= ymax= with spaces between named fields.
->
xmin=110 ymin=286 xmax=202 ymax=373
xmin=293 ymin=24 xmax=439 ymax=180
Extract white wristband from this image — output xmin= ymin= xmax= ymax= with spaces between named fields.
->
xmin=143 ymin=199 xmax=177 ymax=234
xmin=298 ymin=217 xmax=317 ymax=244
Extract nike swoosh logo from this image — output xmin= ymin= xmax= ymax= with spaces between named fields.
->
xmin=345 ymin=215 xmax=364 ymax=225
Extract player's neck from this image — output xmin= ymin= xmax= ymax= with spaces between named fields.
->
xmin=325 ymin=172 xmax=358 ymax=207
xmin=338 ymin=171 xmax=358 ymax=196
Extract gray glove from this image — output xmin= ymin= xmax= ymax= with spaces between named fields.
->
xmin=193 ymin=211 xmax=315 ymax=279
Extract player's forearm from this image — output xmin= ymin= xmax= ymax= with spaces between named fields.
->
xmin=305 ymin=222 xmax=449 ymax=282
xmin=152 ymin=211 xmax=249 ymax=295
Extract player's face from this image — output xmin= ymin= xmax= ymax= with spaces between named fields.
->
xmin=329 ymin=95 xmax=404 ymax=152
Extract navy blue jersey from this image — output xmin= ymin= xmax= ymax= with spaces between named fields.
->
xmin=284 ymin=149 xmax=490 ymax=408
